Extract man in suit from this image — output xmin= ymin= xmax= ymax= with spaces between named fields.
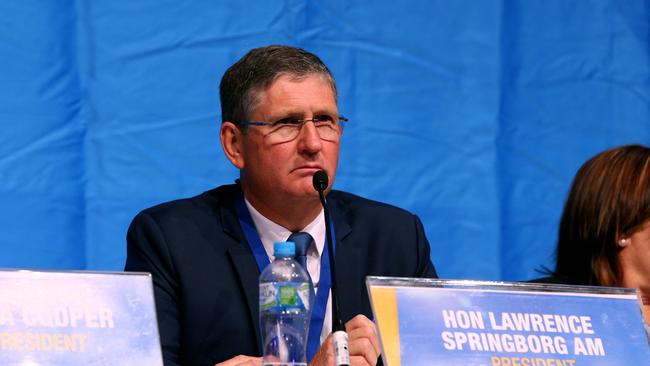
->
xmin=126 ymin=45 xmax=437 ymax=366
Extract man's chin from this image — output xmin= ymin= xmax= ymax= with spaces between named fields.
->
xmin=287 ymin=184 xmax=322 ymax=201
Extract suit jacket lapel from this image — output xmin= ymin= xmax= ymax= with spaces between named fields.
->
xmin=330 ymin=194 xmax=352 ymax=243
xmin=220 ymin=191 xmax=262 ymax=353
xmin=329 ymin=194 xmax=362 ymax=322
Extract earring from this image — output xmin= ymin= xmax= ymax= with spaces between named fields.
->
xmin=618 ymin=237 xmax=630 ymax=248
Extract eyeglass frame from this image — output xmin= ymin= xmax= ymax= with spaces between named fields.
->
xmin=233 ymin=115 xmax=348 ymax=141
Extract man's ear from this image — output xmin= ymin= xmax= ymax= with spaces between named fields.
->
xmin=220 ymin=122 xmax=245 ymax=169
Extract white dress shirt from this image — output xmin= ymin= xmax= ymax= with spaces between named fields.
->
xmin=244 ymin=198 xmax=333 ymax=344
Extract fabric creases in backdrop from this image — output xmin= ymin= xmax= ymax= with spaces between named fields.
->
xmin=0 ymin=1 xmax=649 ymax=280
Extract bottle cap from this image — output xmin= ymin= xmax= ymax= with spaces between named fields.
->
xmin=273 ymin=241 xmax=296 ymax=256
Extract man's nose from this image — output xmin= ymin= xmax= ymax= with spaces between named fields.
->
xmin=297 ymin=121 xmax=322 ymax=153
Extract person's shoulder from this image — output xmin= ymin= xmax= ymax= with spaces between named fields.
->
xmin=135 ymin=184 xmax=237 ymax=221
xmin=328 ymin=190 xmax=416 ymax=218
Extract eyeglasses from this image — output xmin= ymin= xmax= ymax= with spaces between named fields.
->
xmin=235 ymin=115 xmax=347 ymax=144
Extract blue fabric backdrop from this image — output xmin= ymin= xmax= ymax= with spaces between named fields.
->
xmin=1 ymin=1 xmax=649 ymax=280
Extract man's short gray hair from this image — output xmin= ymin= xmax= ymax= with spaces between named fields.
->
xmin=219 ymin=45 xmax=338 ymax=123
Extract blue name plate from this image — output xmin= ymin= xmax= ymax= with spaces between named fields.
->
xmin=367 ymin=277 xmax=650 ymax=366
xmin=0 ymin=269 xmax=162 ymax=365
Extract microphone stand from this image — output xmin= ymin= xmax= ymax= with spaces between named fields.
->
xmin=314 ymin=171 xmax=350 ymax=366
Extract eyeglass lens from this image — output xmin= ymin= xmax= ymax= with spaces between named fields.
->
xmin=266 ymin=116 xmax=342 ymax=143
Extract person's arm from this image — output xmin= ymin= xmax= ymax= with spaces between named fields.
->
xmin=414 ymin=215 xmax=438 ymax=278
xmin=125 ymin=212 xmax=182 ymax=366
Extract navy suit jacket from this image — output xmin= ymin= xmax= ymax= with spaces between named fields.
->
xmin=125 ymin=184 xmax=437 ymax=366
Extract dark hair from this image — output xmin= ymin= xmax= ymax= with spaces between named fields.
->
xmin=554 ymin=144 xmax=650 ymax=285
xmin=219 ymin=45 xmax=337 ymax=123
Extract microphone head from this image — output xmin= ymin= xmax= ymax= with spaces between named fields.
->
xmin=312 ymin=170 xmax=329 ymax=192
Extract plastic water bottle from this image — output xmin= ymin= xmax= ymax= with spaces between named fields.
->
xmin=259 ymin=241 xmax=313 ymax=366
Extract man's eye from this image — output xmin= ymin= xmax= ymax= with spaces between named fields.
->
xmin=273 ymin=117 xmax=302 ymax=126
xmin=314 ymin=115 xmax=336 ymax=125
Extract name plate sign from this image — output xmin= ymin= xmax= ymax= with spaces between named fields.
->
xmin=367 ymin=277 xmax=650 ymax=366
xmin=0 ymin=269 xmax=162 ymax=365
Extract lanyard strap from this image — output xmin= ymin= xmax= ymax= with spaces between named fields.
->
xmin=234 ymin=192 xmax=334 ymax=362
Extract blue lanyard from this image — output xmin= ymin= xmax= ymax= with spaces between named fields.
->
xmin=234 ymin=192 xmax=334 ymax=362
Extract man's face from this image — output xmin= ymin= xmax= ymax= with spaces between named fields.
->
xmin=239 ymin=74 xmax=340 ymax=204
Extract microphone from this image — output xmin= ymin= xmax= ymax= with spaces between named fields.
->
xmin=313 ymin=170 xmax=328 ymax=192
xmin=313 ymin=170 xmax=350 ymax=366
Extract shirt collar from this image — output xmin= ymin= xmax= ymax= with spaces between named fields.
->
xmin=243 ymin=197 xmax=325 ymax=260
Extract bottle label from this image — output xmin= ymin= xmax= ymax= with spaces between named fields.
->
xmin=260 ymin=282 xmax=311 ymax=311
xmin=297 ymin=282 xmax=311 ymax=311
xmin=279 ymin=285 xmax=297 ymax=305
xmin=259 ymin=283 xmax=277 ymax=311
